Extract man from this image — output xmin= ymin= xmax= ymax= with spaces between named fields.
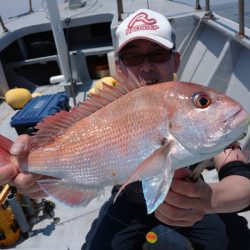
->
xmin=0 ymin=8 xmax=249 ymax=250
xmin=81 ymin=9 xmax=250 ymax=250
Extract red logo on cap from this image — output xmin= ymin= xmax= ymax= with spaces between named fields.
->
xmin=126 ymin=12 xmax=159 ymax=35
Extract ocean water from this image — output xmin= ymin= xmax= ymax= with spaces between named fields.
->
xmin=177 ymin=0 xmax=249 ymax=28
xmin=212 ymin=1 xmax=250 ymax=28
xmin=0 ymin=0 xmax=249 ymax=28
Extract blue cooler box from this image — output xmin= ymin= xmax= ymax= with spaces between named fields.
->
xmin=10 ymin=92 xmax=70 ymax=135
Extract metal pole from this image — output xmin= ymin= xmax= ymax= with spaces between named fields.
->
xmin=205 ymin=0 xmax=210 ymax=12
xmin=0 ymin=16 xmax=8 ymax=32
xmin=7 ymin=193 xmax=30 ymax=234
xmin=21 ymin=195 xmax=36 ymax=217
xmin=239 ymin=0 xmax=245 ymax=36
xmin=29 ymin=0 xmax=33 ymax=13
xmin=0 ymin=61 xmax=9 ymax=96
xmin=117 ymin=0 xmax=123 ymax=21
xmin=195 ymin=0 xmax=201 ymax=10
xmin=45 ymin=0 xmax=70 ymax=82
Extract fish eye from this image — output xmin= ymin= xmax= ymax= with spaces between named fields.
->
xmin=192 ymin=92 xmax=211 ymax=109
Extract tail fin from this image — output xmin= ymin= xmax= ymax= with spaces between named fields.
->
xmin=0 ymin=135 xmax=14 ymax=167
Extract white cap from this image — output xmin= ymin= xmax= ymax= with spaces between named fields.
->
xmin=115 ymin=9 xmax=176 ymax=55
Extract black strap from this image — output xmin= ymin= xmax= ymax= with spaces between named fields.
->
xmin=218 ymin=161 xmax=250 ymax=180
xmin=218 ymin=161 xmax=250 ymax=212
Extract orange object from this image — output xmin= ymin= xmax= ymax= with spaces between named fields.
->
xmin=0 ymin=185 xmax=21 ymax=246
xmin=146 ymin=231 xmax=158 ymax=244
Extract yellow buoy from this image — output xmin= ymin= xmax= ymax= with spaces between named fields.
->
xmin=88 ymin=87 xmax=101 ymax=96
xmin=96 ymin=76 xmax=117 ymax=88
xmin=88 ymin=76 xmax=118 ymax=96
xmin=94 ymin=76 xmax=118 ymax=93
xmin=4 ymin=88 xmax=32 ymax=109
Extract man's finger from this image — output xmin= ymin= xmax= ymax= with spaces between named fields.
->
xmin=155 ymin=201 xmax=205 ymax=226
xmin=173 ymin=168 xmax=190 ymax=179
xmin=171 ymin=179 xmax=211 ymax=198
xmin=0 ymin=164 xmax=19 ymax=184
xmin=164 ymin=190 xmax=201 ymax=209
xmin=10 ymin=134 xmax=30 ymax=155
xmin=9 ymin=172 xmax=44 ymax=189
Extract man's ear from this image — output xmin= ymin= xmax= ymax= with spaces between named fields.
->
xmin=115 ymin=59 xmax=128 ymax=79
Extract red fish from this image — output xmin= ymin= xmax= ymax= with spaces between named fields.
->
xmin=0 ymin=80 xmax=249 ymax=213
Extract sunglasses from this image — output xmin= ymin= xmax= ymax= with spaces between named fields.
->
xmin=119 ymin=49 xmax=173 ymax=67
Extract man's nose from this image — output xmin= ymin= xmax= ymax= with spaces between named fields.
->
xmin=139 ymin=57 xmax=154 ymax=72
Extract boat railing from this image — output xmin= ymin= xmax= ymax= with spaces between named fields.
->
xmin=117 ymin=0 xmax=123 ymax=21
xmin=28 ymin=0 xmax=34 ymax=14
xmin=0 ymin=0 xmax=33 ymax=32
xmin=0 ymin=0 xmax=247 ymax=37
xmin=0 ymin=16 xmax=8 ymax=33
xmin=238 ymin=0 xmax=245 ymax=36
xmin=195 ymin=0 xmax=246 ymax=37
xmin=195 ymin=0 xmax=210 ymax=12
xmin=115 ymin=0 xmax=246 ymax=37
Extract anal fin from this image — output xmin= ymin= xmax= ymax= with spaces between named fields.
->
xmin=38 ymin=179 xmax=99 ymax=207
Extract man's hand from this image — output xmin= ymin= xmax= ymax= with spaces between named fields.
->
xmin=155 ymin=168 xmax=212 ymax=227
xmin=0 ymin=134 xmax=47 ymax=199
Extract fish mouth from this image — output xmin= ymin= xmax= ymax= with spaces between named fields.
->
xmin=227 ymin=109 xmax=250 ymax=129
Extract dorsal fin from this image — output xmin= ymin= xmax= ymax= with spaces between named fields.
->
xmin=31 ymin=73 xmax=146 ymax=149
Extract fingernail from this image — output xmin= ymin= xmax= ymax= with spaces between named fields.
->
xmin=10 ymin=142 xmax=25 ymax=155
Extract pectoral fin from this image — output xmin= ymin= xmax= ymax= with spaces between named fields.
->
xmin=114 ymin=143 xmax=173 ymax=212
xmin=142 ymin=169 xmax=174 ymax=214
xmin=38 ymin=179 xmax=99 ymax=207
